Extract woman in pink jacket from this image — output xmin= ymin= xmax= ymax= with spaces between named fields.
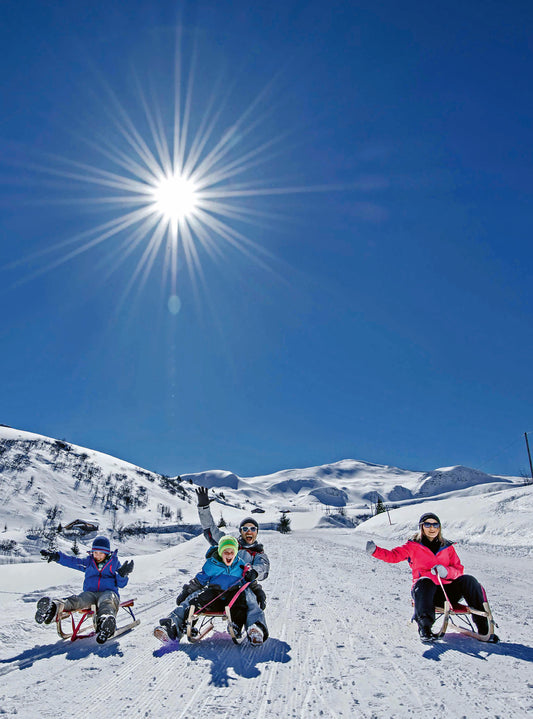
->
xmin=366 ymin=512 xmax=497 ymax=643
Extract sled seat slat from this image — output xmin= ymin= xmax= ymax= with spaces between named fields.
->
xmin=435 ymin=603 xmax=470 ymax=614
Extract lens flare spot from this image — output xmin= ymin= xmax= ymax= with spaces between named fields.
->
xmin=168 ymin=294 xmax=182 ymax=314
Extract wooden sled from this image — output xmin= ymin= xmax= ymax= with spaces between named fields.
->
xmin=185 ymin=583 xmax=249 ymax=645
xmin=55 ymin=598 xmax=140 ymax=642
xmin=434 ymin=587 xmax=498 ymax=642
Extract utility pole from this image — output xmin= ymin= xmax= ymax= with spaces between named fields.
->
xmin=525 ymin=432 xmax=533 ymax=483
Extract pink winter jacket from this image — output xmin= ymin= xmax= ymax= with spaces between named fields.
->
xmin=372 ymin=539 xmax=464 ymax=587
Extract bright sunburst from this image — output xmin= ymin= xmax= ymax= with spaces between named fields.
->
xmin=5 ymin=35 xmax=355 ymax=312
xmin=151 ymin=174 xmax=199 ymax=224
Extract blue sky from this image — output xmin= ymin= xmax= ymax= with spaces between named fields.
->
xmin=1 ymin=0 xmax=532 ymax=478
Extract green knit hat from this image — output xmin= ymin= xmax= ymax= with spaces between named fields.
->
xmin=218 ymin=535 xmax=238 ymax=555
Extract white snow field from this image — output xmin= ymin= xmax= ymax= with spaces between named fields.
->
xmin=1 ymin=425 xmax=532 ymax=717
xmin=1 ymin=528 xmax=532 ymax=719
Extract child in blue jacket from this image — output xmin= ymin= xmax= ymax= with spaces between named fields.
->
xmin=35 ymin=535 xmax=134 ymax=644
xmin=155 ymin=535 xmax=265 ymax=645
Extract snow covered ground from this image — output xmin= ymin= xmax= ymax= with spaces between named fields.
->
xmin=1 ymin=425 xmax=532 ymax=717
xmin=1 ymin=527 xmax=532 ymax=719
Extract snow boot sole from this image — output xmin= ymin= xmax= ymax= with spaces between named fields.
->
xmin=96 ymin=615 xmax=116 ymax=644
xmin=154 ymin=626 xmax=179 ymax=644
xmin=154 ymin=618 xmax=179 ymax=644
xmin=247 ymin=624 xmax=264 ymax=646
xmin=35 ymin=597 xmax=57 ymax=625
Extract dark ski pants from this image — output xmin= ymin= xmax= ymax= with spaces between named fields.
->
xmin=412 ymin=575 xmax=488 ymax=634
xmin=61 ymin=590 xmax=119 ymax=622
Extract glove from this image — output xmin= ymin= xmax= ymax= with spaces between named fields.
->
xmin=176 ymin=588 xmax=190 ymax=605
xmin=253 ymin=586 xmax=267 ymax=610
xmin=365 ymin=540 xmax=376 ymax=556
xmin=176 ymin=578 xmax=202 ymax=605
xmin=117 ymin=559 xmax=134 ymax=577
xmin=40 ymin=550 xmax=60 ymax=563
xmin=244 ymin=568 xmax=258 ymax=583
xmin=431 ymin=564 xmax=448 ymax=578
xmin=196 ymin=487 xmax=213 ymax=508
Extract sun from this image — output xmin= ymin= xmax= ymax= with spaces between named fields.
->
xmin=5 ymin=35 xmax=352 ymax=310
xmin=151 ymin=173 xmax=199 ymax=224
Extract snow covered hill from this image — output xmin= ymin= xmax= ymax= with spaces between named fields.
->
xmin=0 ymin=425 xmax=525 ymax=564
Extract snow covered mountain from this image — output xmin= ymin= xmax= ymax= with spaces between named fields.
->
xmin=0 ymin=425 xmax=526 ymax=561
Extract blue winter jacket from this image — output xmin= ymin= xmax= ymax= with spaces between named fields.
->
xmin=194 ymin=548 xmax=247 ymax=590
xmin=57 ymin=550 xmax=129 ymax=596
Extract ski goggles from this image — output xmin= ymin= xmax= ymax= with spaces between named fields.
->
xmin=422 ymin=522 xmax=440 ymax=528
xmin=240 ymin=525 xmax=258 ymax=532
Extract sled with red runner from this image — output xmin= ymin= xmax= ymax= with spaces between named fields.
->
xmin=55 ymin=598 xmax=140 ymax=642
xmin=186 ymin=581 xmax=251 ymax=645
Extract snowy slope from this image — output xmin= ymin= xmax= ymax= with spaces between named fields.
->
xmin=1 ymin=425 xmax=532 ymax=717
xmin=0 ymin=426 xmax=244 ymax=558
xmin=1 ymin=525 xmax=532 ymax=719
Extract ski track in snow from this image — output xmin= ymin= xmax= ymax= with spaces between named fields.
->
xmin=1 ymin=530 xmax=532 ymax=718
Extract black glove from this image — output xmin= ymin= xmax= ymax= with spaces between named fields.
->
xmin=176 ymin=588 xmax=190 ymax=605
xmin=244 ymin=568 xmax=258 ymax=583
xmin=195 ymin=487 xmax=213 ymax=508
xmin=40 ymin=550 xmax=59 ymax=563
xmin=253 ymin=585 xmax=267 ymax=610
xmin=117 ymin=559 xmax=134 ymax=577
xmin=177 ymin=578 xmax=203 ymax=604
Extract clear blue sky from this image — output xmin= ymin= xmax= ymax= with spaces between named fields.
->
xmin=1 ymin=0 xmax=532 ymax=478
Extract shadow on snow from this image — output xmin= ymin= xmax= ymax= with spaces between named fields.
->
xmin=421 ymin=633 xmax=533 ymax=663
xmin=0 ymin=636 xmax=124 ymax=676
xmin=153 ymin=631 xmax=291 ymax=687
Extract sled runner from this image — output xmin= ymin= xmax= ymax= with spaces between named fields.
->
xmin=55 ymin=598 xmax=140 ymax=642
xmin=186 ymin=582 xmax=250 ymax=645
xmin=433 ymin=584 xmax=498 ymax=642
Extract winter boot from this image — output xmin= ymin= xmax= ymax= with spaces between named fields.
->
xmin=154 ymin=618 xmax=179 ymax=643
xmin=473 ymin=615 xmax=489 ymax=636
xmin=418 ymin=623 xmax=437 ymax=644
xmin=35 ymin=597 xmax=58 ymax=625
xmin=228 ymin=621 xmax=245 ymax=642
xmin=95 ymin=615 xmax=116 ymax=644
xmin=247 ymin=623 xmax=264 ymax=646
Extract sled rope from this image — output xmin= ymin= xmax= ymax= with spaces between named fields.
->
xmin=193 ymin=578 xmax=250 ymax=616
xmin=436 ymin=574 xmax=475 ymax=632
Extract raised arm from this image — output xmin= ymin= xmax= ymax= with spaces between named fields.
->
xmin=56 ymin=551 xmax=90 ymax=572
xmin=196 ymin=487 xmax=224 ymax=545
xmin=369 ymin=542 xmax=411 ymax=564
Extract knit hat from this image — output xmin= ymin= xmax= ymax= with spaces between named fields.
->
xmin=218 ymin=535 xmax=239 ymax=555
xmin=239 ymin=517 xmax=259 ymax=531
xmin=91 ymin=536 xmax=111 ymax=553
xmin=419 ymin=512 xmax=441 ymax=526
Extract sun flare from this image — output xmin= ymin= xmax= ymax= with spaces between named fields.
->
xmin=151 ymin=173 xmax=199 ymax=224
xmin=6 ymin=36 xmax=348 ymax=312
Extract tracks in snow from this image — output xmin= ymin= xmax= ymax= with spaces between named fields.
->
xmin=1 ymin=531 xmax=530 ymax=719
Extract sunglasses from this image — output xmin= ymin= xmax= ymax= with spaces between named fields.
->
xmin=422 ymin=522 xmax=440 ymax=529
xmin=241 ymin=526 xmax=258 ymax=532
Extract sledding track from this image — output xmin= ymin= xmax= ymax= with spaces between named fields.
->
xmin=1 ymin=530 xmax=532 ymax=718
